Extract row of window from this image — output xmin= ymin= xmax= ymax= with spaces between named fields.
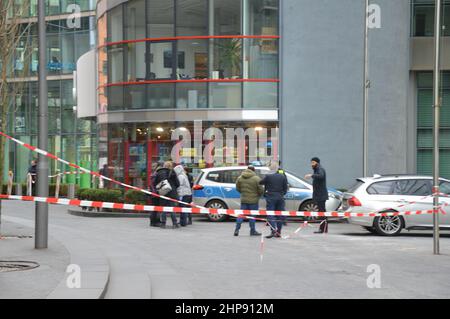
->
xmin=205 ymin=169 xmax=306 ymax=189
xmin=6 ymin=80 xmax=96 ymax=136
xmin=10 ymin=17 xmax=94 ymax=77
xmin=4 ymin=134 xmax=97 ymax=184
xmin=366 ymin=179 xmax=450 ymax=196
xmin=412 ymin=0 xmax=450 ymax=36
xmin=8 ymin=0 xmax=96 ymax=18
xmin=102 ymin=38 xmax=278 ymax=84
xmin=416 ymin=72 xmax=450 ymax=179
xmin=103 ymin=0 xmax=279 ymax=42
xmin=100 ymin=81 xmax=278 ymax=111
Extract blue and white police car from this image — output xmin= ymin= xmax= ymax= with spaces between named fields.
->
xmin=193 ymin=166 xmax=343 ymax=222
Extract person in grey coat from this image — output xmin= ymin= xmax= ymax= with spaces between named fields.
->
xmin=174 ymin=164 xmax=193 ymax=227
xmin=305 ymin=157 xmax=329 ymax=233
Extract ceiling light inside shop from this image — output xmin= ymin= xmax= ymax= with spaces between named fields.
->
xmin=156 ymin=127 xmax=164 ymax=132
xmin=255 ymin=127 xmax=264 ymax=131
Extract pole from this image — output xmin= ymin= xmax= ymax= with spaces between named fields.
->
xmin=432 ymin=0 xmax=442 ymax=255
xmin=36 ymin=0 xmax=49 ymax=249
xmin=363 ymin=0 xmax=370 ymax=177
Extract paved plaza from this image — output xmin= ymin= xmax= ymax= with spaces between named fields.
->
xmin=1 ymin=201 xmax=450 ymax=299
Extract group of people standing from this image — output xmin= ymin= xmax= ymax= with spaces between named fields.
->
xmin=149 ymin=161 xmax=194 ymax=229
xmin=234 ymin=157 xmax=329 ymax=238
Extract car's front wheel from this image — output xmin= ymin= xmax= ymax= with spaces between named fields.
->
xmin=373 ymin=213 xmax=404 ymax=236
xmin=206 ymin=200 xmax=229 ymax=222
xmin=299 ymin=200 xmax=321 ymax=222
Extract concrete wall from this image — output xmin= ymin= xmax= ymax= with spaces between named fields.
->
xmin=281 ymin=0 xmax=411 ymax=188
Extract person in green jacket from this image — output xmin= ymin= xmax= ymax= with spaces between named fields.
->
xmin=234 ymin=166 xmax=264 ymax=237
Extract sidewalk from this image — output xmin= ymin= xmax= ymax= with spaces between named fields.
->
xmin=0 ymin=221 xmax=69 ymax=299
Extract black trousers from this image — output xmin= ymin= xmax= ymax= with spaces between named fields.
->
xmin=150 ymin=197 xmax=160 ymax=225
xmin=316 ymin=200 xmax=328 ymax=232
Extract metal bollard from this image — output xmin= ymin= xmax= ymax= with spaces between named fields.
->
xmin=15 ymin=183 xmax=22 ymax=196
xmin=7 ymin=171 xmax=14 ymax=195
xmin=55 ymin=173 xmax=61 ymax=198
xmin=27 ymin=173 xmax=33 ymax=196
xmin=68 ymin=184 xmax=76 ymax=199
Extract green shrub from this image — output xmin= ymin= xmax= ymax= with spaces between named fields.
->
xmin=78 ymin=188 xmax=123 ymax=203
xmin=124 ymin=189 xmax=148 ymax=205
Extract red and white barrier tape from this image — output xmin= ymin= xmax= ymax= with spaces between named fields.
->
xmin=0 ymin=131 xmax=196 ymax=209
xmin=0 ymin=194 xmax=444 ymax=218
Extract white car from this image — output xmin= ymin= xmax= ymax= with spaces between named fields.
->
xmin=343 ymin=175 xmax=450 ymax=236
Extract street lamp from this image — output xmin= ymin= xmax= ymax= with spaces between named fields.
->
xmin=35 ymin=0 xmax=49 ymax=249
xmin=432 ymin=0 xmax=442 ymax=255
xmin=363 ymin=0 xmax=370 ymax=178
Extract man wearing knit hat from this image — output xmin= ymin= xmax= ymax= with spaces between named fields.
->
xmin=305 ymin=157 xmax=329 ymax=234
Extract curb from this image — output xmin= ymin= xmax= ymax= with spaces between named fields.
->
xmin=68 ymin=209 xmax=150 ymax=218
xmin=1 ymin=215 xmax=110 ymax=299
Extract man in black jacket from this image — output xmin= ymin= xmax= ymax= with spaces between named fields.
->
xmin=154 ymin=161 xmax=180 ymax=229
xmin=260 ymin=162 xmax=288 ymax=238
xmin=305 ymin=157 xmax=329 ymax=234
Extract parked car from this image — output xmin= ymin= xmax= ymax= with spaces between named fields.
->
xmin=343 ymin=175 xmax=450 ymax=236
xmin=193 ymin=166 xmax=343 ymax=222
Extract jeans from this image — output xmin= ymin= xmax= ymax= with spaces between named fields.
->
xmin=179 ymin=195 xmax=193 ymax=226
xmin=235 ymin=203 xmax=259 ymax=232
xmin=160 ymin=199 xmax=178 ymax=225
xmin=266 ymin=194 xmax=286 ymax=234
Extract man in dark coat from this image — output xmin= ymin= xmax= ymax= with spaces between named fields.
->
xmin=153 ymin=161 xmax=180 ymax=229
xmin=260 ymin=162 xmax=289 ymax=238
xmin=305 ymin=157 xmax=329 ymax=233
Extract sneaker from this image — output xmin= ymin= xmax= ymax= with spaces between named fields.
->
xmin=265 ymin=233 xmax=275 ymax=239
xmin=234 ymin=230 xmax=239 ymax=237
xmin=250 ymin=231 xmax=261 ymax=236
xmin=173 ymin=224 xmax=180 ymax=229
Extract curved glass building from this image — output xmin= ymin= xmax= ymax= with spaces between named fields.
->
xmin=94 ymin=0 xmax=280 ymax=187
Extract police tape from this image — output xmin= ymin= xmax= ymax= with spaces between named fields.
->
xmin=0 ymin=131 xmax=197 ymax=209
xmin=0 ymin=194 xmax=443 ymax=218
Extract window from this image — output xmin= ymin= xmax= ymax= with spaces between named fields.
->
xmin=286 ymin=174 xmax=307 ymax=189
xmin=222 ymin=170 xmax=244 ymax=184
xmin=147 ymin=0 xmax=174 ymax=37
xmin=125 ymin=0 xmax=146 ymax=40
xmin=367 ymin=181 xmax=395 ymax=195
xmin=417 ymin=72 xmax=450 ymax=179
xmin=108 ymin=5 xmax=123 ymax=42
xmin=206 ymin=170 xmax=243 ymax=183
xmin=176 ymin=0 xmax=207 ymax=36
xmin=392 ymin=180 xmax=432 ymax=196
xmin=440 ymin=181 xmax=450 ymax=195
xmin=412 ymin=0 xmax=450 ymax=36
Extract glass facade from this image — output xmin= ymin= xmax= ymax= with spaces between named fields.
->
xmin=416 ymin=73 xmax=450 ymax=179
xmin=8 ymin=0 xmax=96 ymax=18
xmin=99 ymin=122 xmax=279 ymax=188
xmin=412 ymin=0 xmax=450 ymax=36
xmin=97 ymin=0 xmax=280 ymax=112
xmin=3 ymin=1 xmax=97 ymax=185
